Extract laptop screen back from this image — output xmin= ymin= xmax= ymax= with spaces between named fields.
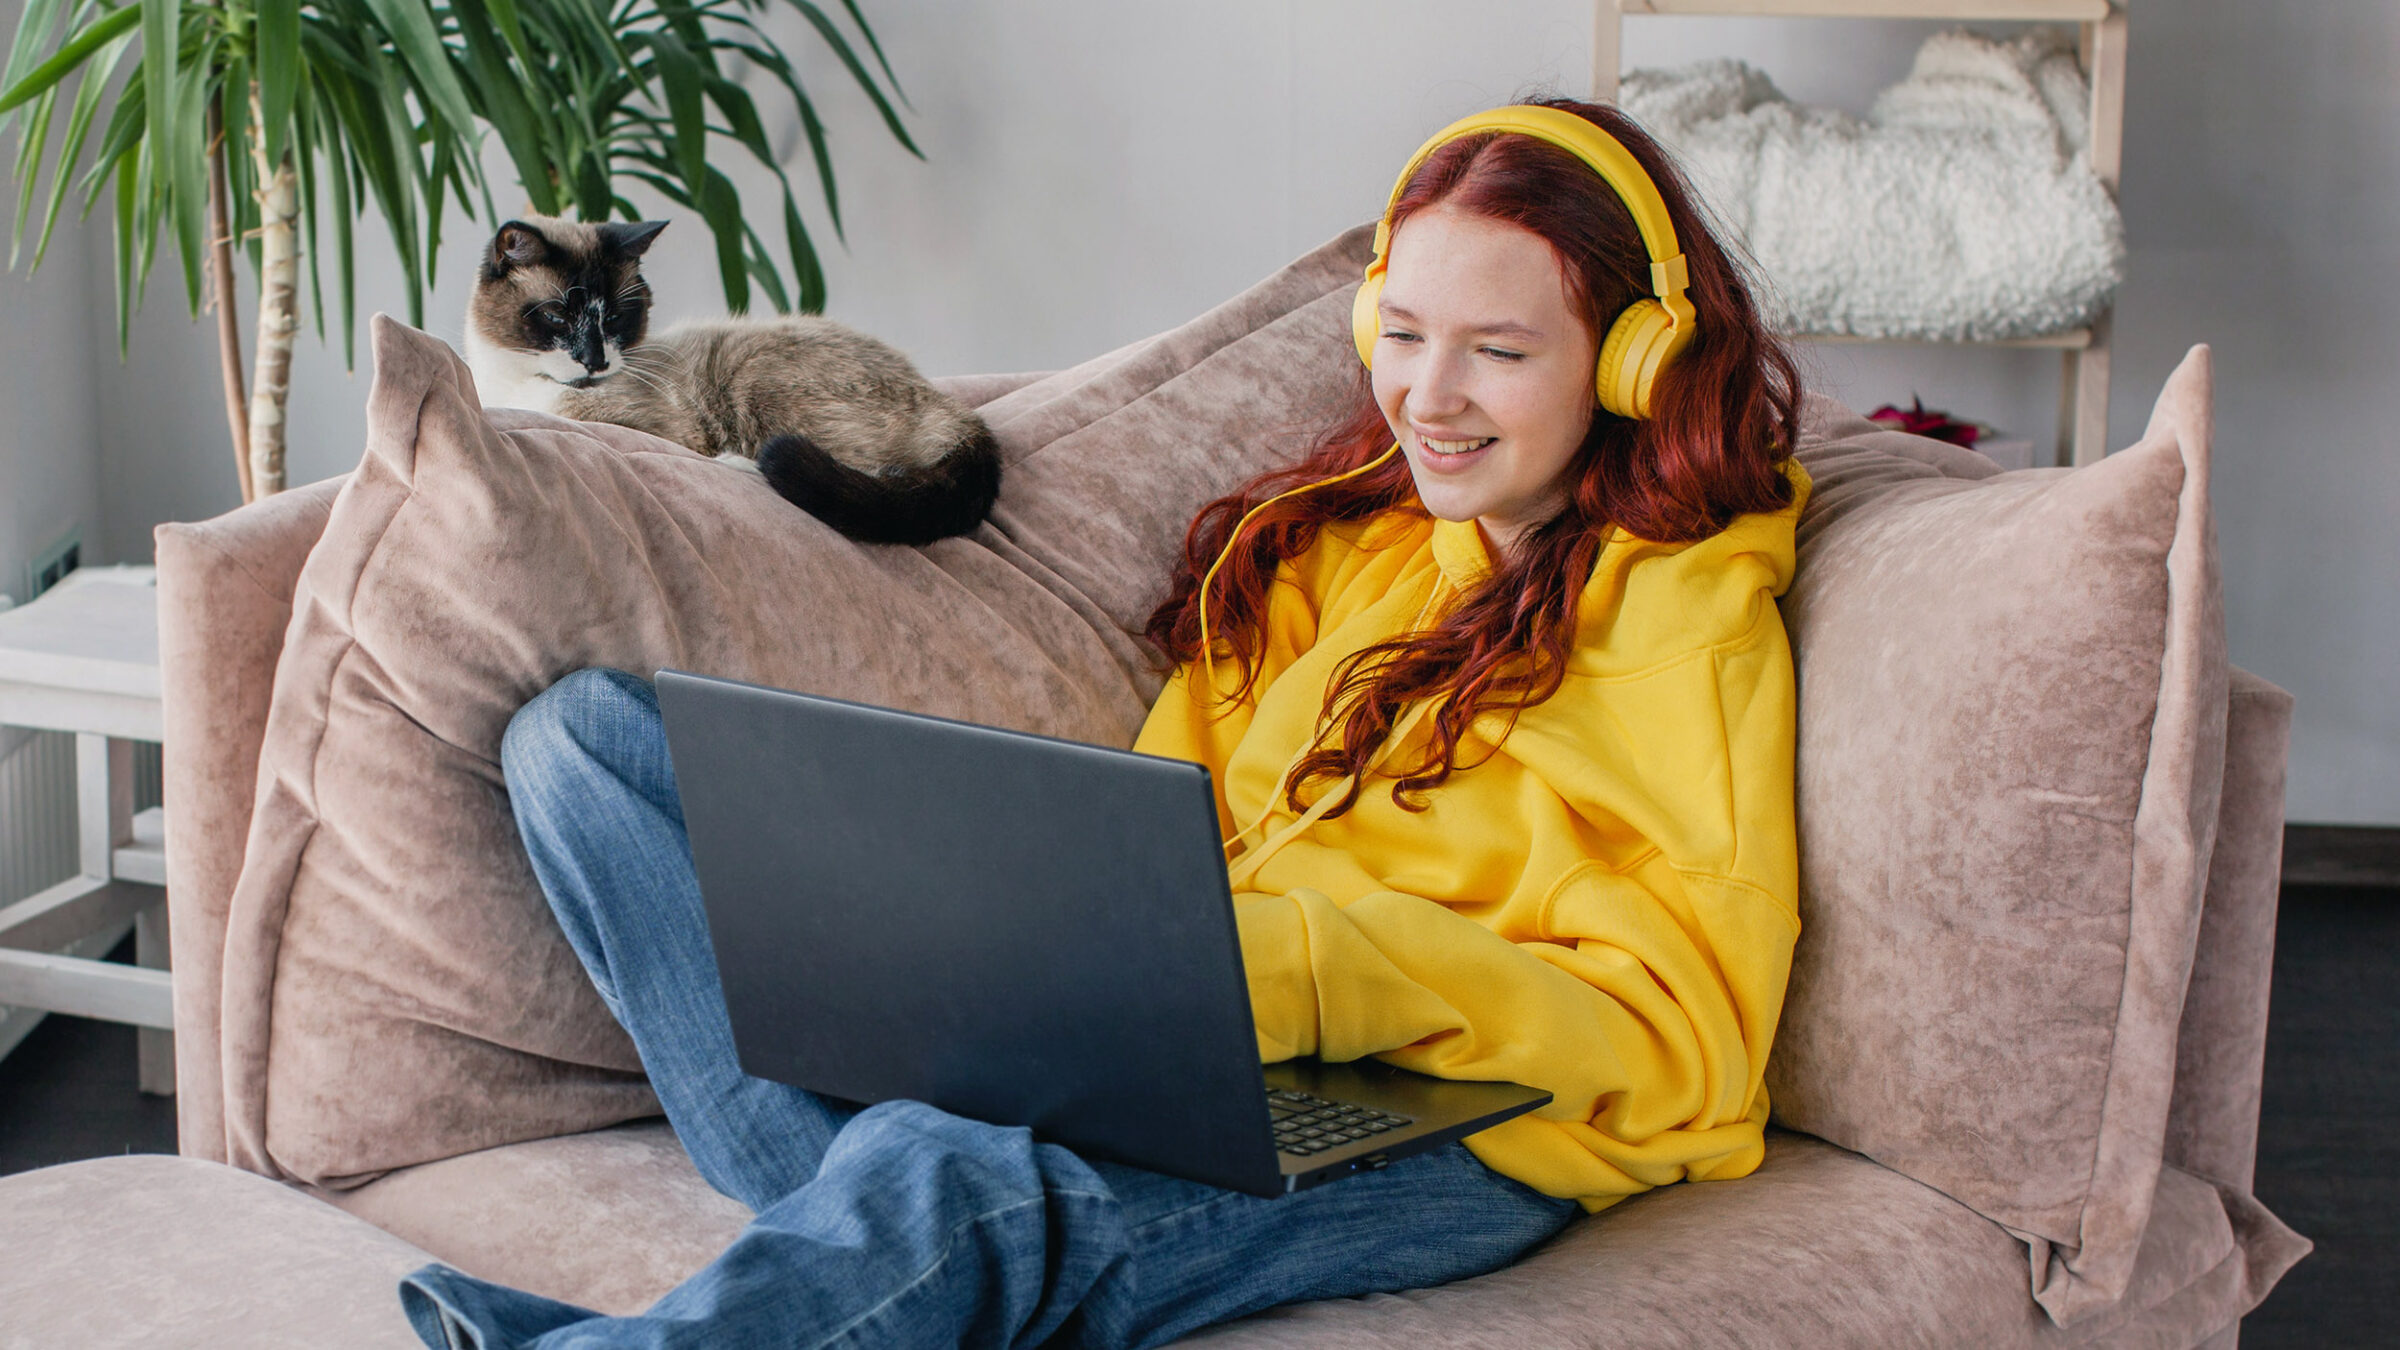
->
xmin=658 ymin=670 xmax=1281 ymax=1193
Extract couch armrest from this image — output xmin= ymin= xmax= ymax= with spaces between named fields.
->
xmin=2164 ymin=666 xmax=2293 ymax=1191
xmin=156 ymin=476 xmax=346 ymax=1162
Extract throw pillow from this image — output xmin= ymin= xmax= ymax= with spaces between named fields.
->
xmin=1771 ymin=348 xmax=2225 ymax=1325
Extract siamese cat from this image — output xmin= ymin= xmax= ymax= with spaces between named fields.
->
xmin=462 ymin=215 xmax=1000 ymax=545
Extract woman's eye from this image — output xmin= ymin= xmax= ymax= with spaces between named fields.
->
xmin=1480 ymin=347 xmax=1525 ymax=362
xmin=1380 ymin=329 xmax=1419 ymax=344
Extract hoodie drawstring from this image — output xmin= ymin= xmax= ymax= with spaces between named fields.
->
xmin=1220 ymin=568 xmax=1451 ymax=890
xmin=1198 ymin=443 xmax=1402 ymax=697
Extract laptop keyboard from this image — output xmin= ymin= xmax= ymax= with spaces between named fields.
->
xmin=1268 ymin=1088 xmax=1414 ymax=1156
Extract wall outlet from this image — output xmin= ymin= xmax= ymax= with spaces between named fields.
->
xmin=26 ymin=526 xmax=80 ymax=600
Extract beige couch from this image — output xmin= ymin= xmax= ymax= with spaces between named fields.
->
xmin=0 ymin=229 xmax=2308 ymax=1347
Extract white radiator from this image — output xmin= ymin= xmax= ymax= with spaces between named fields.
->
xmin=0 ymin=728 xmax=82 ymax=1060
xmin=0 ymin=728 xmax=78 ymax=908
xmin=0 ymin=731 xmax=163 ymax=1061
xmin=0 ymin=732 xmax=163 ymax=907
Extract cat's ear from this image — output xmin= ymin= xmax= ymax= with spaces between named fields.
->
xmin=602 ymin=220 xmax=669 ymax=258
xmin=490 ymin=221 xmax=546 ymax=272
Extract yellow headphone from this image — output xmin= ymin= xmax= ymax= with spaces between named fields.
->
xmin=1351 ymin=105 xmax=1699 ymax=421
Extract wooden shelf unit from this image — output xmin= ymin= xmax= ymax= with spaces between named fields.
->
xmin=1594 ymin=0 xmax=2127 ymax=466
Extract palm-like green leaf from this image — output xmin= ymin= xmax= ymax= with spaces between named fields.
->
xmin=446 ymin=0 xmax=552 ymax=213
xmin=255 ymin=0 xmax=299 ymax=164
xmin=833 ymin=0 xmax=900 ymax=107
xmin=135 ymin=0 xmax=173 ymax=234
xmin=108 ymin=146 xmax=133 ymax=340
xmin=318 ymin=81 xmax=357 ymax=364
xmin=0 ymin=3 xmax=138 ymax=115
xmin=165 ymin=36 xmax=208 ymax=307
xmin=639 ymin=26 xmax=708 ymax=203
xmin=776 ymin=0 xmax=914 ymax=158
xmin=0 ymin=0 xmax=76 ymax=117
xmin=355 ymin=0 xmax=473 ymax=134
xmin=2 ymin=0 xmax=914 ymax=362
xmin=11 ymin=83 xmax=58 ymax=260
xmin=24 ymin=31 xmax=130 ymax=268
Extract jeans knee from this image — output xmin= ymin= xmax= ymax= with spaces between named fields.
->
xmin=501 ymin=668 xmax=655 ymax=792
xmin=795 ymin=1102 xmax=1128 ymax=1345
xmin=827 ymin=1101 xmax=1113 ymax=1215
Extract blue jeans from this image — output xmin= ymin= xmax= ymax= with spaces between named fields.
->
xmin=400 ymin=668 xmax=1578 ymax=1349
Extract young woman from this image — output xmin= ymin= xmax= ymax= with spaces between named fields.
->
xmin=401 ymin=97 xmax=1808 ymax=1349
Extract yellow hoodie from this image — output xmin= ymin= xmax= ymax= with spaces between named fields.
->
xmin=1133 ymin=467 xmax=1809 ymax=1211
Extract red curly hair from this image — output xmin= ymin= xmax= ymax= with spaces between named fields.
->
xmin=1145 ymin=98 xmax=1802 ymax=817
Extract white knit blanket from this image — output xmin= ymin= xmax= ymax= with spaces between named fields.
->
xmin=1620 ymin=30 xmax=2124 ymax=342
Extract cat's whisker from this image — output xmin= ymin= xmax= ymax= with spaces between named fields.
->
xmin=613 ymin=357 xmax=679 ymax=390
xmin=624 ymin=357 xmax=691 ymax=389
xmin=592 ymin=357 xmax=669 ymax=393
xmin=616 ymin=367 xmax=676 ymax=399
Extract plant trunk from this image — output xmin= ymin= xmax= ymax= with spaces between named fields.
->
xmin=245 ymin=87 xmax=299 ymax=499
xmin=205 ymin=104 xmax=253 ymax=504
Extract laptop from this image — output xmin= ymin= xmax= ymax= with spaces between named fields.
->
xmin=656 ymin=668 xmax=1552 ymax=1198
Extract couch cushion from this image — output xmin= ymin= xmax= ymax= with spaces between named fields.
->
xmin=325 ymin=1125 xmax=2300 ymax=1348
xmin=1768 ymin=349 xmax=2228 ymax=1323
xmin=0 ymin=1155 xmax=431 ymax=1348
xmin=1183 ymin=1133 xmax=2296 ymax=1349
xmin=212 ymin=226 xmax=1380 ymax=1188
xmin=320 ymin=1120 xmax=749 ymax=1317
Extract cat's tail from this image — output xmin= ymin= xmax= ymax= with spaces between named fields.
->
xmin=755 ymin=425 xmax=1002 ymax=546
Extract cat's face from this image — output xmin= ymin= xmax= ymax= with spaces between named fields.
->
xmin=465 ymin=215 xmax=666 ymax=397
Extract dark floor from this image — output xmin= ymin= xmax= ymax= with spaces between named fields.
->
xmin=2240 ymin=884 xmax=2400 ymax=1347
xmin=0 ymin=936 xmax=177 ymax=1176
xmin=1 ymin=896 xmax=2393 ymax=1341
xmin=0 ymin=991 xmax=177 ymax=1175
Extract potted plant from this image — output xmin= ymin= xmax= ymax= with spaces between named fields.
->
xmin=0 ymin=0 xmax=916 ymax=500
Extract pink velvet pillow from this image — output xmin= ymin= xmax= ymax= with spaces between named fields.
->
xmin=1772 ymin=349 xmax=2226 ymax=1325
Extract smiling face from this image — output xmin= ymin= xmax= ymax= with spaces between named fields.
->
xmin=1370 ymin=205 xmax=1600 ymax=555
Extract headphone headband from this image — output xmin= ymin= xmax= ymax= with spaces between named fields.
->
xmin=1355 ymin=104 xmax=1699 ymax=419
xmin=1374 ymin=106 xmax=1689 ymax=305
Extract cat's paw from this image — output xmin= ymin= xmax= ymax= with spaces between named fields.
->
xmin=713 ymin=451 xmax=764 ymax=475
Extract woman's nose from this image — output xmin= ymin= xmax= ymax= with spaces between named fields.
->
xmin=1409 ymin=351 xmax=1471 ymax=418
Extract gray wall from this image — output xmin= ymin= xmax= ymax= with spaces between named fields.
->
xmin=0 ymin=245 xmax=98 ymax=606
xmin=38 ymin=2 xmax=2400 ymax=824
xmin=0 ymin=18 xmax=99 ymax=611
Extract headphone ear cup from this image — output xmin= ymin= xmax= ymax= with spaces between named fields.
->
xmin=1352 ymin=269 xmax=1385 ymax=369
xmin=1596 ymin=299 xmax=1675 ymax=420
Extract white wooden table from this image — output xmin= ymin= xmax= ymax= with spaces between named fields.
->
xmin=0 ymin=566 xmax=174 ymax=1094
